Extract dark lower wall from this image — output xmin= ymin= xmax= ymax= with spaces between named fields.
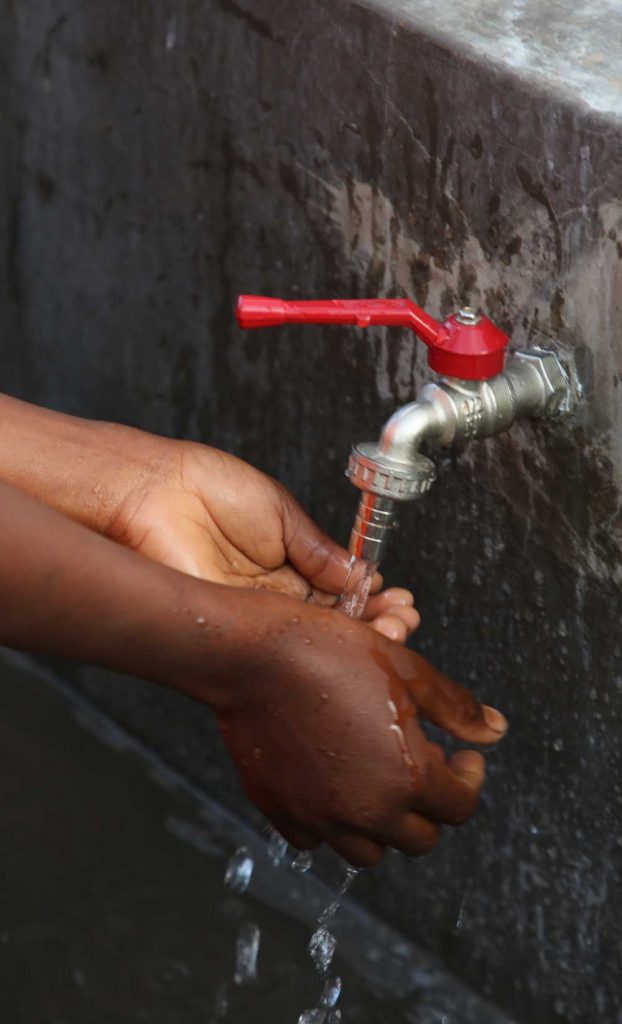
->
xmin=3 ymin=2 xmax=622 ymax=1022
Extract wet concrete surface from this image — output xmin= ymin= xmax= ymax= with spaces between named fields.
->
xmin=0 ymin=653 xmax=510 ymax=1024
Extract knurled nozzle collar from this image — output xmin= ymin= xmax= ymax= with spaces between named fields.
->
xmin=346 ymin=442 xmax=436 ymax=501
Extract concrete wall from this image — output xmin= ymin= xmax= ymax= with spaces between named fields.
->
xmin=3 ymin=2 xmax=622 ymax=1021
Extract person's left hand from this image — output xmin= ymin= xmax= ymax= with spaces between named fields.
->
xmin=106 ymin=441 xmax=420 ymax=643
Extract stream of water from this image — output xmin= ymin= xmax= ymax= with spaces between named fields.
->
xmin=217 ymin=556 xmax=378 ymax=1024
xmin=296 ymin=556 xmax=376 ymax=1023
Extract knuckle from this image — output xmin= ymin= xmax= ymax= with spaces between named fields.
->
xmin=447 ymin=791 xmax=479 ymax=827
xmin=417 ymin=828 xmax=441 ymax=855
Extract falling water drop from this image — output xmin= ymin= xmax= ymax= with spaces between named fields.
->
xmin=320 ymin=976 xmax=342 ymax=1008
xmin=291 ymin=850 xmax=313 ymax=873
xmin=224 ymin=847 xmax=254 ymax=894
xmin=317 ymin=899 xmax=341 ymax=926
xmin=339 ymin=866 xmax=358 ymax=895
xmin=209 ymin=981 xmax=229 ymax=1022
xmin=267 ymin=828 xmax=288 ymax=867
xmin=234 ymin=921 xmax=260 ymax=985
xmin=308 ymin=928 xmax=337 ymax=975
xmin=298 ymin=1011 xmax=326 ymax=1024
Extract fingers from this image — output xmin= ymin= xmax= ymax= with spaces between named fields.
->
xmin=365 ymin=588 xmax=420 ymax=642
xmin=279 ymin=488 xmax=383 ymax=596
xmin=401 ymin=650 xmax=508 ymax=745
xmin=382 ymin=812 xmax=441 ymax=857
xmin=369 ymin=607 xmax=420 ymax=643
xmin=328 ymin=831 xmax=386 ymax=867
xmin=411 ymin=749 xmax=486 ymax=825
xmin=364 ymin=587 xmax=415 ymax=619
xmin=279 ymin=489 xmax=354 ymax=594
xmin=269 ymin=819 xmax=320 ymax=851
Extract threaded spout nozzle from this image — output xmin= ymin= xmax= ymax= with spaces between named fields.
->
xmin=348 ymin=493 xmax=397 ymax=564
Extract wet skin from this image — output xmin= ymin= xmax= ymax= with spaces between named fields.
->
xmin=0 ymin=393 xmax=419 ymax=642
xmin=0 ymin=396 xmax=508 ymax=865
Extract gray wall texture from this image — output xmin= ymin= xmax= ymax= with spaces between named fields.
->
xmin=3 ymin=2 xmax=622 ymax=1022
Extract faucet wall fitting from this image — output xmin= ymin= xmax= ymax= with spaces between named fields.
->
xmin=236 ymin=295 xmax=579 ymax=566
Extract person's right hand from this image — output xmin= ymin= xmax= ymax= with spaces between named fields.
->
xmin=189 ymin=586 xmax=508 ymax=866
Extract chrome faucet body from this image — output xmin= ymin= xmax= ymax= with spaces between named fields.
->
xmin=346 ymin=349 xmax=578 ymax=563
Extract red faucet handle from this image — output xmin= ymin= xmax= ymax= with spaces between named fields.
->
xmin=236 ymin=295 xmax=443 ymax=346
xmin=236 ymin=295 xmax=509 ymax=381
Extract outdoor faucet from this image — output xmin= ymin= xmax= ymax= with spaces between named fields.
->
xmin=236 ymin=294 xmax=578 ymax=566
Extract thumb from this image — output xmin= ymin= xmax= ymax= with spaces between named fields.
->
xmin=399 ymin=648 xmax=508 ymax=745
xmin=279 ymin=486 xmax=381 ymax=595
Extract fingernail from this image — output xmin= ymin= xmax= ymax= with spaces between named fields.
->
xmin=482 ymin=705 xmax=508 ymax=734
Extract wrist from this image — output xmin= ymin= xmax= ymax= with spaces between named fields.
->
xmin=0 ymin=393 xmax=177 ymax=532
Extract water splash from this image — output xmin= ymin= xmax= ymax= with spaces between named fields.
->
xmin=337 ymin=556 xmax=379 ymax=619
xmin=308 ymin=928 xmax=337 ymax=975
xmin=298 ymin=1011 xmax=326 ymax=1024
xmin=224 ymin=846 xmax=254 ymax=894
xmin=234 ymin=921 xmax=260 ymax=985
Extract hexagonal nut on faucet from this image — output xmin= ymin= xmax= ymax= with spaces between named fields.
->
xmin=513 ymin=349 xmax=573 ymax=417
xmin=346 ymin=442 xmax=437 ymax=500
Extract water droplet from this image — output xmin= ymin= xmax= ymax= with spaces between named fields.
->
xmin=196 ymin=615 xmax=206 ymax=625
xmin=292 ymin=850 xmax=313 ymax=873
xmin=339 ymin=866 xmax=358 ymax=895
xmin=267 ymin=828 xmax=288 ymax=867
xmin=210 ymin=981 xmax=228 ymax=1021
xmin=304 ymin=637 xmax=313 ymax=645
xmin=252 ymin=747 xmax=262 ymax=760
xmin=318 ymin=899 xmax=340 ymax=925
xmin=321 ymin=976 xmax=342 ymax=1007
xmin=234 ymin=921 xmax=260 ymax=985
xmin=165 ymin=17 xmax=177 ymax=49
xmin=224 ymin=847 xmax=254 ymax=893
xmin=321 ymin=693 xmax=329 ymax=704
xmin=327 ymin=1012 xmax=342 ymax=1024
xmin=553 ymin=738 xmax=564 ymax=752
xmin=308 ymin=928 xmax=337 ymax=974
xmin=298 ymin=1011 xmax=325 ymax=1024
xmin=291 ymin=616 xmax=300 ymax=624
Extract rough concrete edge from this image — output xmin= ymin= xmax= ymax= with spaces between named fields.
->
xmin=0 ymin=648 xmax=516 ymax=1023
xmin=351 ymin=0 xmax=622 ymax=129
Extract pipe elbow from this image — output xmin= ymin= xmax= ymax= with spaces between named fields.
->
xmin=379 ymin=385 xmax=451 ymax=463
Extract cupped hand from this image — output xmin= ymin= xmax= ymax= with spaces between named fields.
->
xmin=205 ymin=588 xmax=508 ymax=866
xmin=107 ymin=441 xmax=420 ymax=642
